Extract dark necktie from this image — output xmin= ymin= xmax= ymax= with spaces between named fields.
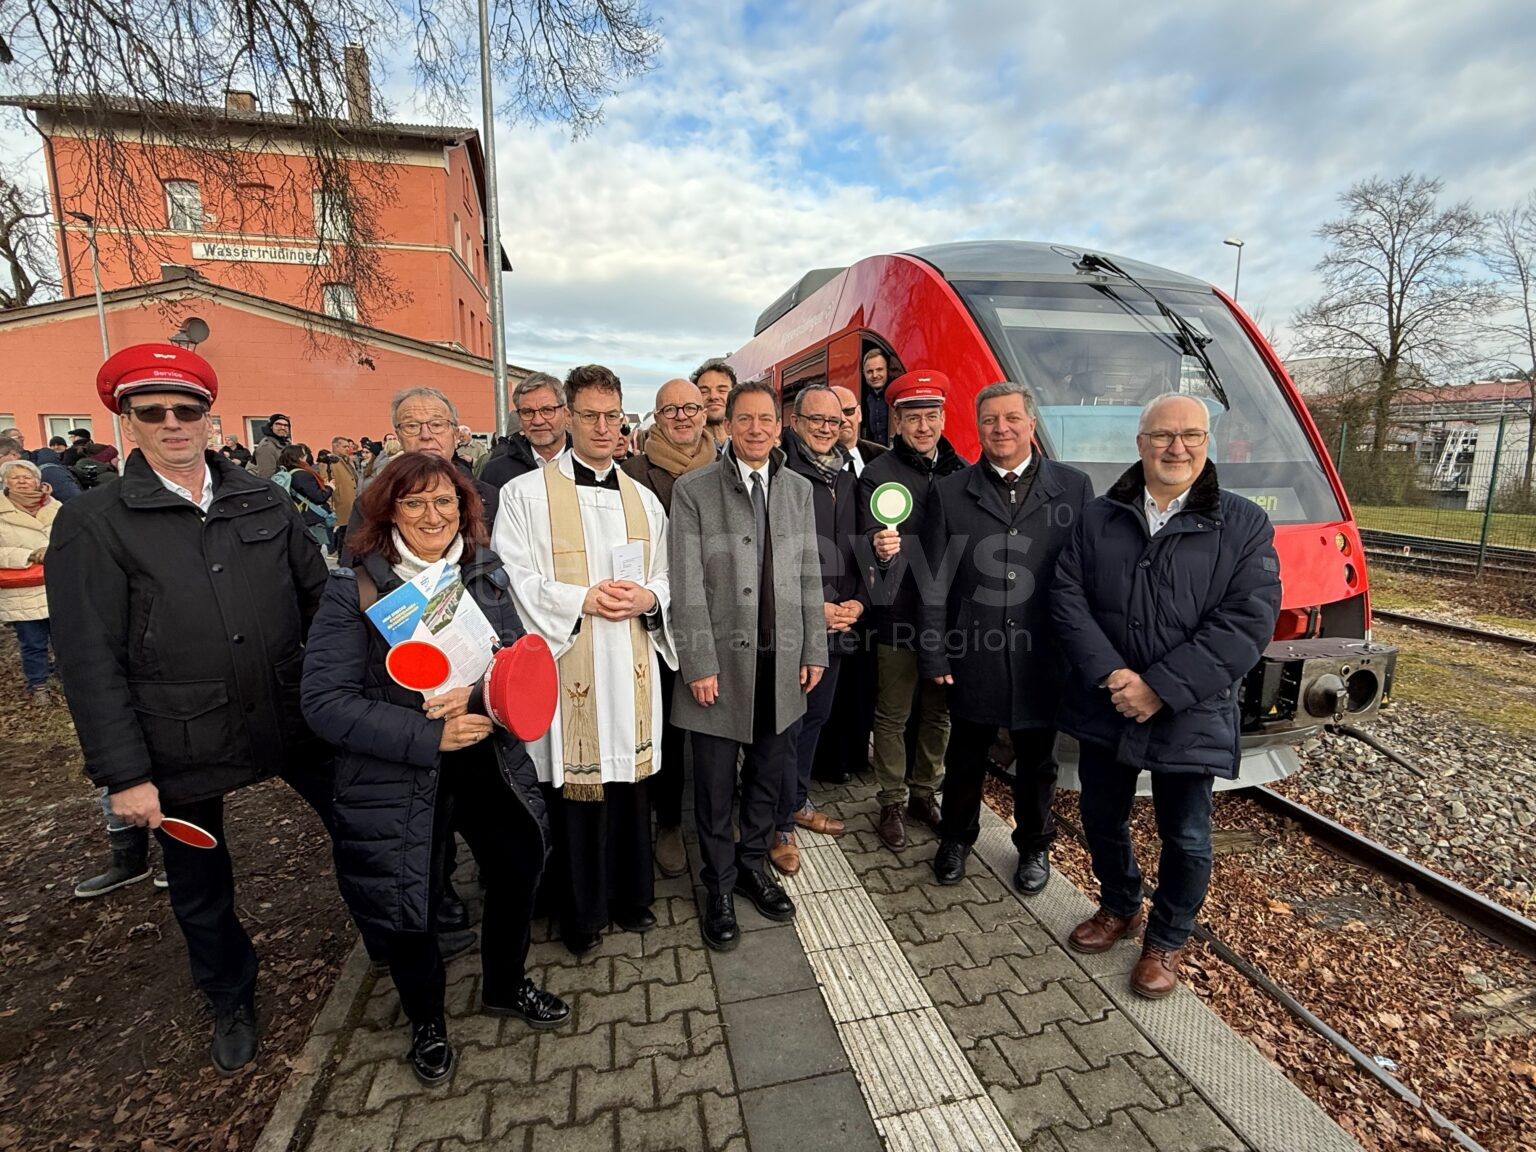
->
xmin=750 ymin=472 xmax=767 ymax=568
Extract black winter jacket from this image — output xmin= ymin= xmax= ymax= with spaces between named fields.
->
xmin=780 ymin=431 xmax=868 ymax=656
xmin=918 ymin=457 xmax=1093 ymax=729
xmin=480 ymin=433 xmax=570 ymax=491
xmin=301 ymin=548 xmax=548 ymax=935
xmin=856 ymin=435 xmax=968 ymax=648
xmin=46 ymin=450 xmax=329 ymax=804
xmin=1050 ymin=461 xmax=1282 ymax=777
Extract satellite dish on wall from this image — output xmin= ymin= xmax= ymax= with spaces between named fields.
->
xmin=170 ymin=316 xmax=210 ymax=349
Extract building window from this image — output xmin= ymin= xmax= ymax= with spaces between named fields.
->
xmin=323 ymin=283 xmax=358 ymax=322
xmin=165 ymin=181 xmax=203 ymax=231
xmin=458 ymin=299 xmax=466 ymax=345
xmin=313 ymin=190 xmax=350 ymax=241
xmin=46 ymin=416 xmax=93 ymax=441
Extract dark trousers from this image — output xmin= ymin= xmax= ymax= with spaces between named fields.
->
xmin=540 ymin=779 xmax=654 ymax=937
xmin=940 ymin=720 xmax=1058 ymax=852
xmin=691 ymin=656 xmax=789 ymax=896
xmin=778 ymin=653 xmax=842 ymax=832
xmin=653 ymin=664 xmax=687 ymax=828
xmin=387 ymin=748 xmax=539 ymax=1024
xmin=814 ymin=632 xmax=876 ymax=778
xmin=1077 ymin=740 xmax=1215 ymax=952
xmin=155 ymin=761 xmax=339 ymax=1013
xmin=11 ymin=619 xmax=51 ymax=689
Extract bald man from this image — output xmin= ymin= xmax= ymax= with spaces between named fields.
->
xmin=833 ymin=385 xmax=887 ymax=478
xmin=623 ymin=378 xmax=718 ymax=876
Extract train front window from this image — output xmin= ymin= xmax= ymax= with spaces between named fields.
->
xmin=961 ymin=281 xmax=1343 ymax=524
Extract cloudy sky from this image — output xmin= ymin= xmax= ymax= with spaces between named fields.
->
xmin=6 ymin=0 xmax=1536 ymax=414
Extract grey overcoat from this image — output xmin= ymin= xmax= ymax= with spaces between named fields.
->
xmin=668 ymin=447 xmax=829 ymax=741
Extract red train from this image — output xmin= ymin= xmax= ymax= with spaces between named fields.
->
xmin=727 ymin=241 xmax=1396 ymax=784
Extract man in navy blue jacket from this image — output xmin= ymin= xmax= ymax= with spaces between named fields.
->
xmin=1051 ymin=393 xmax=1280 ymax=1000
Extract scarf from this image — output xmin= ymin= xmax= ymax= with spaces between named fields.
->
xmin=8 ymin=488 xmax=48 ymax=516
xmin=643 ymin=429 xmax=716 ymax=478
xmin=543 ymin=464 xmax=654 ymax=801
xmin=793 ymin=431 xmax=846 ymax=485
xmin=389 ymin=529 xmax=464 ymax=582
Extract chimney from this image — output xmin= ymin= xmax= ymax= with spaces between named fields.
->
xmin=344 ymin=44 xmax=372 ymax=124
xmin=289 ymin=97 xmax=312 ymax=118
xmin=224 ymin=89 xmax=257 ymax=113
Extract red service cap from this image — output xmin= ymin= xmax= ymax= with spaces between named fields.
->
xmin=887 ymin=369 xmax=950 ymax=408
xmin=96 ymin=343 xmax=218 ymax=414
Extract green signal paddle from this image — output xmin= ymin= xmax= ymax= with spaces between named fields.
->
xmin=870 ymin=481 xmax=914 ymax=528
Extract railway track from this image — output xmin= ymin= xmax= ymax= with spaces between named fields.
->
xmin=1360 ymin=527 xmax=1536 ymax=578
xmin=1371 ymin=608 xmax=1536 ymax=650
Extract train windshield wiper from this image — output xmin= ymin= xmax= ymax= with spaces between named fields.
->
xmin=1073 ymin=252 xmax=1232 ymax=411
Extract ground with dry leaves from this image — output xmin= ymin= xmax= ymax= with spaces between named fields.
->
xmin=0 ymin=630 xmax=353 ymax=1152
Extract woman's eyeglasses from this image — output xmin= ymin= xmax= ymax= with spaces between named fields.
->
xmin=126 ymin=403 xmax=208 ymax=424
xmin=395 ymin=496 xmax=460 ymax=516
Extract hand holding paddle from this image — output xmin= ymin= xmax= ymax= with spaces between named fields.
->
xmin=872 ymin=528 xmax=901 ymax=562
xmin=110 ymin=781 xmax=163 ymax=830
xmin=424 ymin=685 xmax=472 ymax=722
xmin=440 ymin=714 xmax=493 ymax=751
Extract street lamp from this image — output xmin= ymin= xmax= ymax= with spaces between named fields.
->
xmin=1223 ymin=237 xmax=1244 ymax=301
xmin=65 ymin=209 xmax=124 ymax=459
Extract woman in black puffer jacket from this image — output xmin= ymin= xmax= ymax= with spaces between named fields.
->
xmin=301 ymin=453 xmax=568 ymax=1087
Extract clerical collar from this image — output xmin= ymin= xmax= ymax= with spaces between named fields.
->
xmin=988 ymin=454 xmax=1033 ymax=483
xmin=571 ymin=454 xmax=619 ymax=490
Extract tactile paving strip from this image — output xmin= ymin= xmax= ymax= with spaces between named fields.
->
xmin=876 ymin=1098 xmax=1022 ymax=1152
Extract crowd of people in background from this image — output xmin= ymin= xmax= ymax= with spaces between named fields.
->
xmin=9 ymin=339 xmax=1280 ymax=1091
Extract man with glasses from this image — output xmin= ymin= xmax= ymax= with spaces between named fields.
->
xmin=857 ymin=371 xmax=968 ymax=851
xmin=494 ymin=364 xmax=674 ymax=956
xmin=252 ymin=413 xmax=291 ymax=479
xmin=690 ymin=358 xmax=735 ymax=453
xmin=920 ymin=381 xmax=1091 ymax=893
xmin=1052 ymin=393 xmax=1279 ymax=999
xmin=622 ymin=378 xmax=717 ymax=879
xmin=480 ymin=372 xmax=571 ymax=488
xmin=768 ymin=384 xmax=864 ymax=875
xmin=45 ymin=343 xmax=338 ymax=1074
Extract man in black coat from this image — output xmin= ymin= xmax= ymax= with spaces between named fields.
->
xmin=479 ymin=372 xmax=571 ymax=490
xmin=1051 ymin=394 xmax=1280 ymax=1000
xmin=858 ymin=371 xmax=968 ymax=851
xmin=919 ymin=381 xmax=1092 ymax=893
xmin=46 ymin=343 xmax=334 ymax=1074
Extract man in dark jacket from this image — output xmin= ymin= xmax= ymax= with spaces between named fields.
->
xmin=1051 ymin=393 xmax=1280 ymax=1000
xmin=480 ymin=372 xmax=570 ymax=489
xmin=46 ymin=344 xmax=333 ymax=1074
xmin=59 ymin=428 xmax=92 ymax=468
xmin=919 ymin=381 xmax=1092 ymax=893
xmin=771 ymin=384 xmax=865 ymax=875
xmin=859 ymin=348 xmax=894 ymax=446
xmin=252 ymin=413 xmax=290 ymax=479
xmin=858 ymin=371 xmax=968 ymax=850
xmin=622 ymin=378 xmax=717 ymax=879
xmin=219 ymin=435 xmax=252 ymax=468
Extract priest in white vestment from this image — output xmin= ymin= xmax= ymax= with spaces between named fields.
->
xmin=493 ymin=365 xmax=675 ymax=955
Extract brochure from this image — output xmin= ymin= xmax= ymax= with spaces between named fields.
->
xmin=363 ymin=559 xmax=498 ymax=697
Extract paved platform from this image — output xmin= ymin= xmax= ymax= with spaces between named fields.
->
xmin=257 ymin=775 xmax=1361 ymax=1152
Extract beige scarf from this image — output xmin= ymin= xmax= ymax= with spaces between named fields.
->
xmin=644 ymin=429 xmax=716 ymax=478
xmin=543 ymin=464 xmax=655 ymax=801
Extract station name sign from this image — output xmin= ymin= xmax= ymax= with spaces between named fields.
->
xmin=190 ymin=241 xmax=330 ymax=266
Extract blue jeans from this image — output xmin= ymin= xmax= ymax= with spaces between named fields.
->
xmin=1077 ymin=740 xmax=1214 ymax=952
xmin=778 ymin=654 xmax=842 ymax=833
xmin=98 ymin=786 xmax=132 ymax=834
xmin=11 ymin=618 xmax=51 ymax=690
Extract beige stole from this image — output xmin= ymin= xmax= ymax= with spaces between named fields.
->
xmin=543 ymin=465 xmax=655 ymax=801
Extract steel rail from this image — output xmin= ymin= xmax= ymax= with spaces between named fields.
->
xmin=1371 ymin=608 xmax=1536 ymax=651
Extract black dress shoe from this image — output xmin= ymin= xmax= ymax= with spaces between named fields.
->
xmin=406 ymin=1018 xmax=455 ymax=1086
xmin=702 ymin=894 xmax=739 ymax=951
xmin=562 ymin=928 xmax=602 ymax=956
xmin=1014 ymin=850 xmax=1050 ymax=895
xmin=734 ymin=867 xmax=796 ymax=922
xmin=438 ymin=928 xmax=478 ymax=961
xmin=436 ymin=883 xmax=469 ymax=933
xmin=933 ymin=841 xmax=969 ymax=886
xmin=613 ymin=905 xmax=657 ymax=932
xmin=482 ymin=978 xmax=570 ymax=1029
xmin=211 ymin=1002 xmax=259 ymax=1075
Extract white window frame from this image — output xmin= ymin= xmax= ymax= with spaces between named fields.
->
xmin=312 ymin=189 xmax=350 ymax=241
xmin=46 ymin=415 xmax=93 ymax=441
xmin=165 ymin=181 xmax=203 ymax=231
xmin=322 ymin=283 xmax=359 ymax=323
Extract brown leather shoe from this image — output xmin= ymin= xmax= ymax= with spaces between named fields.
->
xmin=792 ymin=803 xmax=845 ymax=836
xmin=906 ymin=794 xmax=942 ymax=833
xmin=1131 ymin=943 xmax=1184 ymax=999
xmin=768 ymin=831 xmax=800 ymax=876
xmin=1067 ymin=906 xmax=1147 ymax=954
xmin=876 ymin=803 xmax=906 ymax=851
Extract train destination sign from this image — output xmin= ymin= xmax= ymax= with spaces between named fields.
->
xmin=190 ymin=240 xmax=330 ymax=266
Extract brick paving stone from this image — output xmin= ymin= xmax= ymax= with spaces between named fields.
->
xmin=720 ymin=989 xmax=849 ymax=1090
xmin=967 ymin=1037 xmax=1022 ymax=1089
xmin=653 ymin=1045 xmax=733 ymax=1102
xmin=1061 ymin=974 xmax=1115 ymax=1022
xmin=969 ymin=873 xmax=1011 ymax=903
xmin=446 ymin=974 xmax=478 ymax=1016
xmin=910 ymin=905 xmax=980 ymax=941
xmin=1060 ymin=1014 xmax=1158 ymax=1068
xmin=953 ymin=956 xmax=1027 ymax=1001
xmin=685 ymin=1009 xmax=727 ymax=1056
xmin=899 ymin=933 xmax=972 ymax=976
xmin=393 ymin=1086 xmax=491 ymax=1149
xmin=1125 ymin=1052 xmax=1192 ymax=1107
xmin=1001 ymin=981 xmax=1092 ymax=1036
xmin=589 ymin=929 xmax=647 ymax=960
xmin=360 ymin=987 xmax=404 ymax=1030
xmin=868 ymin=882 xmax=935 ymax=917
xmin=575 ymin=1057 xmax=655 ymax=1122
xmin=663 ymin=895 xmax=698 ymax=924
xmin=676 ymin=946 xmax=710 ymax=983
xmin=920 ymin=968 xmax=965 ymax=1007
xmin=611 ymin=947 xmax=680 ymax=992
xmin=924 ymin=877 xmax=990 ymax=910
xmin=336 ymin=1026 xmax=404 ymax=1074
xmin=446 ymin=1011 xmax=502 ymax=1050
xmin=968 ymin=897 xmax=1035 ymax=932
xmin=961 ymin=923 xmax=1038 ymax=967
xmin=699 ymin=1089 xmax=746 ymax=1149
xmin=306 ymin=1102 xmax=404 ymax=1152
xmin=855 ymin=864 xmax=894 ymax=893
xmin=365 ymin=1057 xmax=437 ymax=1110
xmin=648 ymin=972 xmax=717 ymax=1021
xmin=886 ymin=911 xmax=922 ymax=944
xmin=633 ymin=920 xmax=708 ymax=953
xmin=937 ymin=993 xmax=1025 ymax=1048
xmin=612 ymin=1016 xmax=690 ymax=1065
xmin=1004 ymin=949 xmax=1087 ymax=994
xmin=487 ymin=1069 xmax=576 ymax=1131
xmin=576 ymin=983 xmax=649 ymax=1031
xmin=455 ymin=1033 xmax=538 ymax=1085
xmin=535 ymin=1023 xmax=612 ymax=1079
xmin=321 ymin=1062 xmax=376 ymax=1115
xmin=527 ymin=1114 xmax=614 ymax=1152
xmin=1054 ymin=1109 xmax=1159 ymax=1152
xmin=1129 ymin=1094 xmax=1248 ymax=1152
xmin=1018 ymin=1130 xmax=1070 ymax=1152
xmin=616 ymin=1096 xmax=707 ymax=1151
xmin=1058 ymin=1057 xmax=1166 ymax=1125
xmin=539 ymin=954 xmax=613 ymax=995
xmin=989 ymin=1072 xmax=1093 ymax=1143
xmin=995 ymin=1022 xmax=1091 ymax=1085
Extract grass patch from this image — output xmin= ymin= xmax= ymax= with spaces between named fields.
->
xmin=1380 ymin=628 xmax=1536 ymax=735
xmin=1354 ymin=504 xmax=1536 ymax=549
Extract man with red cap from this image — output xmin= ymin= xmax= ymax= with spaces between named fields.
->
xmin=45 ymin=343 xmax=335 ymax=1075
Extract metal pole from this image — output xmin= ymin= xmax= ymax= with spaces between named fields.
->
xmin=1475 ymin=412 xmax=1508 ymax=578
xmin=81 ymin=217 xmax=125 ymax=460
xmin=477 ymin=0 xmax=510 ymax=438
xmin=1232 ymin=244 xmax=1242 ymax=301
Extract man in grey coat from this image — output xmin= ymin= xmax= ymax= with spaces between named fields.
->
xmin=669 ymin=380 xmax=828 ymax=951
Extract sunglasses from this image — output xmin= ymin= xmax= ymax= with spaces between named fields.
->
xmin=126 ymin=402 xmax=209 ymax=424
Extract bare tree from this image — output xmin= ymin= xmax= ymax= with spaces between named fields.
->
xmin=0 ymin=0 xmax=660 ymax=324
xmin=0 ymin=162 xmax=56 ymax=309
xmin=1481 ymin=194 xmax=1536 ymax=500
xmin=1291 ymin=173 xmax=1496 ymax=468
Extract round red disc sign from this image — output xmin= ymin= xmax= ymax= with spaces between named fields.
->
xmin=160 ymin=817 xmax=218 ymax=850
xmin=387 ymin=640 xmax=452 ymax=692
